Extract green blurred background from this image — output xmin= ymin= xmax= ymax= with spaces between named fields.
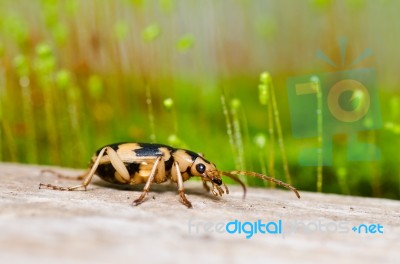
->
xmin=0 ymin=0 xmax=399 ymax=199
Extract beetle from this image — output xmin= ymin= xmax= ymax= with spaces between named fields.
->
xmin=39 ymin=142 xmax=300 ymax=208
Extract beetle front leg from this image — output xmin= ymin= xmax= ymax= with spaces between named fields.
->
xmin=132 ymin=157 xmax=163 ymax=206
xmin=202 ymin=179 xmax=211 ymax=193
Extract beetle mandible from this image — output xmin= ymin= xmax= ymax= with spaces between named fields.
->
xmin=39 ymin=142 xmax=300 ymax=208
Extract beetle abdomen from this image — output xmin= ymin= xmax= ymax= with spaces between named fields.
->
xmin=95 ymin=162 xmax=141 ymax=184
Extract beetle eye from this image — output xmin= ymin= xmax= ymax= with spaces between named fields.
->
xmin=196 ymin=163 xmax=206 ymax=174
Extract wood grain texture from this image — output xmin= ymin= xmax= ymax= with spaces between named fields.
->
xmin=0 ymin=163 xmax=399 ymax=264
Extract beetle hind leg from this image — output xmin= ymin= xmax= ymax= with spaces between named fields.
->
xmin=39 ymin=182 xmax=87 ymax=191
xmin=40 ymin=169 xmax=87 ymax=181
xmin=39 ymin=168 xmax=91 ymax=191
xmin=39 ymin=146 xmax=126 ymax=192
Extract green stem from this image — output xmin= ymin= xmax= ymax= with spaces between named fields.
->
xmin=42 ymin=78 xmax=60 ymax=164
xmin=220 ymin=93 xmax=238 ymax=169
xmin=145 ymin=84 xmax=156 ymax=143
xmin=270 ymin=80 xmax=292 ymax=185
xmin=0 ymin=68 xmax=17 ymax=161
xmin=20 ymin=78 xmax=38 ymax=163
xmin=231 ymin=98 xmax=245 ymax=171
xmin=312 ymin=76 xmax=323 ymax=192
xmin=267 ymin=98 xmax=275 ymax=186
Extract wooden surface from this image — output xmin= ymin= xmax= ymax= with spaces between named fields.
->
xmin=0 ymin=162 xmax=399 ymax=264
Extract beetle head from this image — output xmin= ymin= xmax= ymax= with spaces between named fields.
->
xmin=189 ymin=156 xmax=300 ymax=200
xmin=190 ymin=156 xmax=223 ymax=185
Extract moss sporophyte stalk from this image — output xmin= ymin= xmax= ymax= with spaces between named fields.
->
xmin=258 ymin=71 xmax=292 ymax=185
xmin=310 ymin=75 xmax=323 ymax=192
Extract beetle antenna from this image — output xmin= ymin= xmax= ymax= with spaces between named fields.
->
xmin=219 ymin=172 xmax=247 ymax=199
xmin=225 ymin=170 xmax=300 ymax=199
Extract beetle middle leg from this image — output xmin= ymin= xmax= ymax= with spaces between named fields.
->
xmin=132 ymin=156 xmax=163 ymax=206
xmin=39 ymin=146 xmax=130 ymax=191
xmin=173 ymin=161 xmax=192 ymax=208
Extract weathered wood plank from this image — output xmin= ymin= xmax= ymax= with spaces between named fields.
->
xmin=0 ymin=163 xmax=399 ymax=264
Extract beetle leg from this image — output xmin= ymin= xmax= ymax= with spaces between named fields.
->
xmin=223 ymin=183 xmax=229 ymax=195
xmin=106 ymin=146 xmax=130 ymax=183
xmin=214 ymin=184 xmax=224 ymax=196
xmin=39 ymin=147 xmax=129 ymax=191
xmin=174 ymin=161 xmax=192 ymax=208
xmin=39 ymin=147 xmax=109 ymax=191
xmin=40 ymin=169 xmax=87 ymax=181
xmin=210 ymin=184 xmax=218 ymax=196
xmin=202 ymin=179 xmax=211 ymax=193
xmin=132 ymin=157 xmax=162 ymax=206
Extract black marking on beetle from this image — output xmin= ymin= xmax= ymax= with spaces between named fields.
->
xmin=95 ymin=142 xmax=125 ymax=156
xmin=126 ymin=162 xmax=140 ymax=175
xmin=96 ymin=163 xmax=118 ymax=184
xmin=185 ymin=165 xmax=192 ymax=175
xmin=203 ymin=159 xmax=211 ymax=165
xmin=164 ymin=156 xmax=174 ymax=171
xmin=182 ymin=149 xmax=212 ymax=164
xmin=182 ymin=149 xmax=199 ymax=162
xmin=134 ymin=143 xmax=175 ymax=157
